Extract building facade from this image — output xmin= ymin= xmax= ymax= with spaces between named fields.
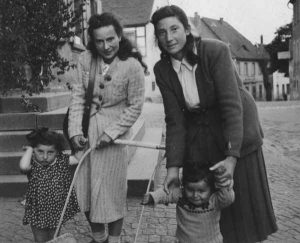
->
xmin=102 ymin=0 xmax=169 ymax=101
xmin=290 ymin=0 xmax=300 ymax=100
xmin=191 ymin=13 xmax=270 ymax=101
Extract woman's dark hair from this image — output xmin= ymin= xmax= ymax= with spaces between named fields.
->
xmin=182 ymin=162 xmax=215 ymax=191
xmin=151 ymin=5 xmax=198 ymax=65
xmin=26 ymin=127 xmax=65 ymax=152
xmin=87 ymin=12 xmax=148 ymax=73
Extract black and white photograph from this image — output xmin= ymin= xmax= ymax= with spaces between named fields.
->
xmin=0 ymin=0 xmax=298 ymax=242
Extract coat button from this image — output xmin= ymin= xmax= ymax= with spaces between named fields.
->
xmin=104 ymin=75 xmax=111 ymax=81
xmin=99 ymin=83 xmax=104 ymax=89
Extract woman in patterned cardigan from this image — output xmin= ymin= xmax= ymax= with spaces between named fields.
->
xmin=68 ymin=13 xmax=145 ymax=243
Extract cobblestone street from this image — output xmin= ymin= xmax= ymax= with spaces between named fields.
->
xmin=1 ymin=101 xmax=300 ymax=243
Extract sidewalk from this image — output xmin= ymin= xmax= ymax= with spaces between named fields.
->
xmin=1 ymin=101 xmax=300 ymax=243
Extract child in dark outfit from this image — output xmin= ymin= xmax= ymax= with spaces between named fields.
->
xmin=142 ymin=163 xmax=234 ymax=243
xmin=20 ymin=127 xmax=80 ymax=243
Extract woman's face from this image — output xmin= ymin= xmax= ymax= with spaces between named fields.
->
xmin=33 ymin=144 xmax=58 ymax=166
xmin=184 ymin=179 xmax=212 ymax=206
xmin=93 ymin=25 xmax=121 ymax=63
xmin=156 ymin=16 xmax=190 ymax=60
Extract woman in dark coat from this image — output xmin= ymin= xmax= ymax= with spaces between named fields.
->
xmin=151 ymin=5 xmax=277 ymax=243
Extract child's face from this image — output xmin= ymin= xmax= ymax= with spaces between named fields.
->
xmin=184 ymin=180 xmax=212 ymax=206
xmin=33 ymin=144 xmax=58 ymax=166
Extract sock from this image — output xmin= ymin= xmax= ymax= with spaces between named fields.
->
xmin=108 ymin=235 xmax=120 ymax=243
xmin=93 ymin=231 xmax=107 ymax=243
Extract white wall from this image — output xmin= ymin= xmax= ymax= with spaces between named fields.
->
xmin=273 ymin=71 xmax=290 ymax=100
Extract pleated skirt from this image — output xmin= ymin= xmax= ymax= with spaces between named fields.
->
xmin=220 ymin=147 xmax=278 ymax=243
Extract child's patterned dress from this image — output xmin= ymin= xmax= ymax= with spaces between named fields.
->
xmin=23 ymin=153 xmax=80 ymax=228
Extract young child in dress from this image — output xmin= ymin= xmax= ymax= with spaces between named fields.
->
xmin=20 ymin=127 xmax=80 ymax=243
xmin=142 ymin=163 xmax=235 ymax=243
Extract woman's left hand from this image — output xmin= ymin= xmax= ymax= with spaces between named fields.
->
xmin=96 ymin=133 xmax=113 ymax=148
xmin=210 ymin=156 xmax=237 ymax=187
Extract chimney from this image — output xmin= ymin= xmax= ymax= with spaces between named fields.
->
xmin=194 ymin=12 xmax=201 ymax=25
xmin=260 ymin=35 xmax=264 ymax=44
xmin=219 ymin=17 xmax=223 ymax=24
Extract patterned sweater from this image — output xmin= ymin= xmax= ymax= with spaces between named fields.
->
xmin=150 ymin=186 xmax=234 ymax=243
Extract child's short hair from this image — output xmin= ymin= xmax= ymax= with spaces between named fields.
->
xmin=182 ymin=162 xmax=215 ymax=190
xmin=26 ymin=127 xmax=65 ymax=152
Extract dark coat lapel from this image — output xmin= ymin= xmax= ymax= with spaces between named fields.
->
xmin=165 ymin=61 xmax=186 ymax=109
xmin=195 ymin=64 xmax=207 ymax=109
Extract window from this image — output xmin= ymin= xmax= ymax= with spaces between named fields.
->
xmin=124 ymin=26 xmax=147 ymax=56
xmin=74 ymin=0 xmax=85 ymax=45
xmin=244 ymin=62 xmax=248 ymax=76
xmin=258 ymin=65 xmax=262 ymax=75
xmin=252 ymin=62 xmax=255 ymax=76
xmin=259 ymin=85 xmax=263 ymax=98
xmin=252 ymin=85 xmax=256 ymax=99
xmin=136 ymin=27 xmax=146 ymax=56
xmin=152 ymin=81 xmax=156 ymax=91
xmin=90 ymin=0 xmax=97 ymax=16
xmin=235 ymin=61 xmax=240 ymax=75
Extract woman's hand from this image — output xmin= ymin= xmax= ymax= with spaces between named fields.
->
xmin=96 ymin=133 xmax=113 ymax=149
xmin=141 ymin=193 xmax=154 ymax=205
xmin=163 ymin=167 xmax=180 ymax=194
xmin=71 ymin=135 xmax=87 ymax=150
xmin=210 ymin=156 xmax=237 ymax=188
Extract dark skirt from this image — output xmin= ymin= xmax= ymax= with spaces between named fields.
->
xmin=220 ymin=147 xmax=278 ymax=243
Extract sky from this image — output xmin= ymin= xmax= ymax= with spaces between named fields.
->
xmin=169 ymin=0 xmax=293 ymax=44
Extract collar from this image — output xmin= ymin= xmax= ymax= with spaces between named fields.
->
xmin=171 ymin=57 xmax=193 ymax=73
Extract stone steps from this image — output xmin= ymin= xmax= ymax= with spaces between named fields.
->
xmin=0 ymin=92 xmax=71 ymax=113
xmin=0 ymin=111 xmax=152 ymax=196
xmin=0 ymin=108 xmax=67 ymax=132
xmin=0 ymin=152 xmax=24 ymax=175
xmin=0 ymin=95 xmax=159 ymax=197
xmin=0 ymin=118 xmax=145 ymax=176
xmin=0 ymin=125 xmax=162 ymax=198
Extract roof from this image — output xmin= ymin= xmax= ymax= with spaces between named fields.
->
xmin=190 ymin=16 xmax=269 ymax=61
xmin=102 ymin=0 xmax=154 ymax=27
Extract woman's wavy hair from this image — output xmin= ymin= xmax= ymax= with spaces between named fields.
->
xmin=151 ymin=5 xmax=198 ymax=66
xmin=26 ymin=127 xmax=65 ymax=152
xmin=87 ymin=12 xmax=148 ymax=73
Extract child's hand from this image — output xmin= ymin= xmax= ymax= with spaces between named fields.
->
xmin=141 ymin=193 xmax=154 ymax=205
xmin=69 ymin=155 xmax=79 ymax=165
xmin=69 ymin=150 xmax=85 ymax=165
xmin=214 ymin=175 xmax=232 ymax=188
xmin=22 ymin=145 xmax=32 ymax=151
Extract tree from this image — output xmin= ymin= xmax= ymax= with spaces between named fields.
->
xmin=0 ymin=0 xmax=84 ymax=95
xmin=265 ymin=22 xmax=292 ymax=76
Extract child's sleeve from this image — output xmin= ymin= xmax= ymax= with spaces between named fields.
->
xmin=19 ymin=146 xmax=33 ymax=173
xmin=211 ymin=180 xmax=235 ymax=209
xmin=149 ymin=187 xmax=181 ymax=205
